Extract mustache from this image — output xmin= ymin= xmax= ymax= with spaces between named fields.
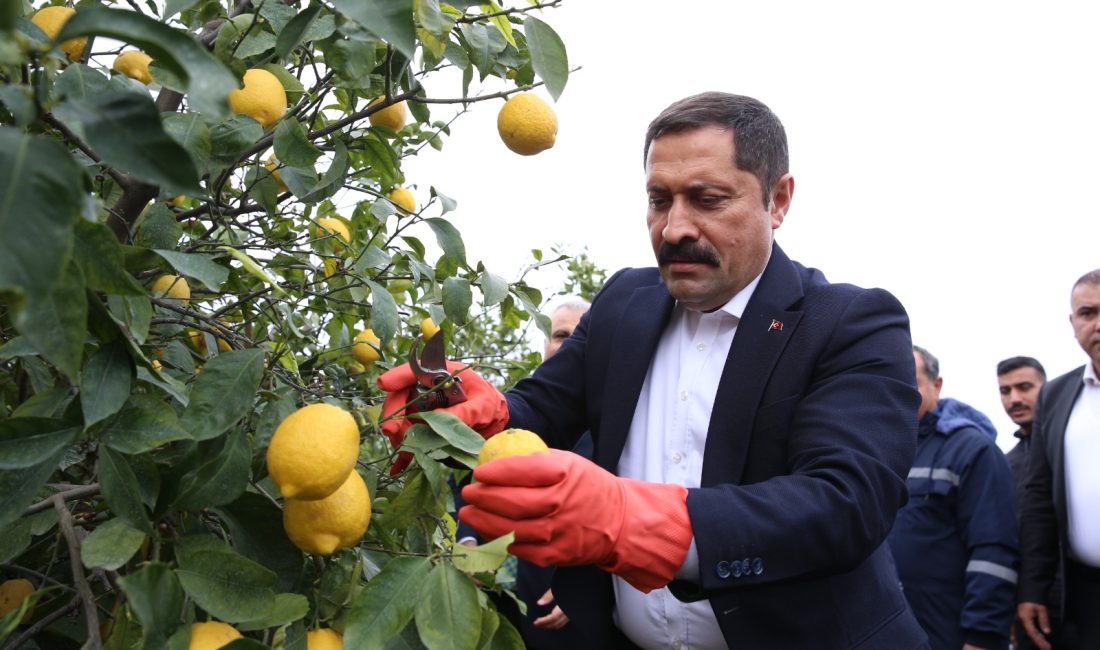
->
xmin=658 ymin=242 xmax=720 ymax=267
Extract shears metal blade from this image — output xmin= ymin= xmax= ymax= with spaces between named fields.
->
xmin=407 ymin=332 xmax=468 ymax=413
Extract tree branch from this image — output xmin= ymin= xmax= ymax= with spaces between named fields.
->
xmin=52 ymin=495 xmax=102 ymax=650
xmin=23 ymin=484 xmax=101 ymax=517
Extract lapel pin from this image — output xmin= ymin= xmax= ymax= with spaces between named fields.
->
xmin=768 ymin=319 xmax=784 ymax=332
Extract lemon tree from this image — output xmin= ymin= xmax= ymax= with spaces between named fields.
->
xmin=0 ymin=1 xmax=574 ymax=648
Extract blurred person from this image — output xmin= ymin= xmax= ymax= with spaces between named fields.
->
xmin=1019 ymin=269 xmax=1100 ymax=650
xmin=382 ymin=92 xmax=927 ymax=648
xmin=888 ymin=346 xmax=1019 ymax=650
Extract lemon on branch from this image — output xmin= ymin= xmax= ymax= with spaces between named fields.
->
xmin=368 ymin=97 xmax=407 ymax=132
xmin=31 ymin=6 xmax=85 ymax=62
xmin=497 ymin=93 xmax=557 ymax=156
xmin=420 ymin=318 xmax=440 ymax=342
xmin=188 ymin=621 xmax=241 ymax=650
xmin=267 ymin=403 xmax=360 ymax=500
xmin=113 ymin=51 xmax=154 ymax=84
xmin=228 ymin=68 xmax=287 ymax=129
xmin=152 ymin=274 xmax=190 ymax=305
xmin=307 ymin=628 xmax=344 ymax=650
xmin=0 ymin=579 xmax=35 ymax=624
xmin=352 ymin=329 xmax=381 ymax=367
xmin=388 ymin=187 xmax=416 ymax=215
xmin=283 ymin=470 xmax=371 ymax=555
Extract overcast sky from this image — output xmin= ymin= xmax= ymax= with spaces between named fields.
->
xmin=405 ymin=0 xmax=1100 ymax=450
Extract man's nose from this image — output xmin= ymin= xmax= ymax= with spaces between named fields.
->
xmin=661 ymin=197 xmax=699 ymax=243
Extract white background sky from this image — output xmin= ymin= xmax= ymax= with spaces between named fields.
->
xmin=405 ymin=0 xmax=1100 ymax=451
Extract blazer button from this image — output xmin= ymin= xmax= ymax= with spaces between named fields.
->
xmin=752 ymin=557 xmax=764 ymax=575
xmin=716 ymin=561 xmax=731 ymax=579
xmin=732 ymin=561 xmax=743 ymax=578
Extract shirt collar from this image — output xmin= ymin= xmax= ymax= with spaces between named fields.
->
xmin=684 ymin=271 xmax=764 ymax=321
xmin=1083 ymin=363 xmax=1100 ymax=387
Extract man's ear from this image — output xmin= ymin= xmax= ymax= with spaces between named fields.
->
xmin=769 ymin=173 xmax=794 ymax=229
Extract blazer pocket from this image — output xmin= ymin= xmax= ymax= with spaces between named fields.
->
xmin=753 ymin=394 xmax=801 ymax=433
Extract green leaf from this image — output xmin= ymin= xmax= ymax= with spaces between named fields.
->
xmin=0 ymin=336 xmax=36 ymax=360
xmin=215 ymin=492 xmax=303 ymax=592
xmin=73 ymin=220 xmax=145 ymax=295
xmin=302 ymin=138 xmax=349 ymax=203
xmin=275 ymin=4 xmax=322 ymax=60
xmin=118 ymin=562 xmax=185 ymax=649
xmin=181 ymin=349 xmax=265 ymax=440
xmin=154 ymin=250 xmax=229 ymax=292
xmin=53 ymin=63 xmax=109 ymax=101
xmin=482 ymin=2 xmax=515 ymax=48
xmin=57 ymin=7 xmax=237 ymax=119
xmin=98 ymin=402 xmax=192 ymax=455
xmin=484 ymin=615 xmax=524 ymax=650
xmin=0 ymin=418 xmax=80 ymax=470
xmin=273 ymin=117 xmax=322 ymax=168
xmin=163 ymin=112 xmax=212 ymax=173
xmin=206 ymin=115 xmax=265 ymax=172
xmin=411 ymin=411 xmax=483 ymax=458
xmin=53 ymin=91 xmax=202 ymax=195
xmin=381 ymin=471 xmax=440 ymax=530
xmin=81 ymin=518 xmax=146 ymax=570
xmin=405 ymin=426 xmax=479 ymax=470
xmin=175 ymin=549 xmax=277 ymax=623
xmin=0 ymin=127 xmax=81 ymax=306
xmin=98 ymin=447 xmax=154 ymax=534
xmin=479 ymin=270 xmax=508 ymax=307
xmin=450 ymin=532 xmax=513 ymax=574
xmin=523 ymin=16 xmax=568 ymax=101
xmin=0 ymin=446 xmax=70 ymax=529
xmin=414 ymin=563 xmax=481 ymax=650
xmin=331 ymin=0 xmax=416 ymax=60
xmin=344 ymin=557 xmax=432 ymax=649
xmin=365 ymin=280 xmax=399 ymax=343
xmin=0 ymin=510 xmax=57 ymax=564
xmin=442 ymin=277 xmax=472 ymax=325
xmin=80 ymin=342 xmax=133 ymax=427
xmin=163 ymin=0 xmax=201 ymax=19
xmin=424 ymin=218 xmax=467 ymax=267
xmin=16 ymin=260 xmax=88 ymax=380
xmin=168 ymin=428 xmax=251 ymax=511
xmin=236 ymin=31 xmax=277 ymax=59
xmin=219 ymin=246 xmax=289 ymax=297
xmin=237 ymin=593 xmax=309 ymax=631
xmin=0 ymin=84 xmax=35 ymax=127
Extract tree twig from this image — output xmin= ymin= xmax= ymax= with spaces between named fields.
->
xmin=23 ymin=484 xmax=101 ymax=517
xmin=52 ymin=494 xmax=102 ymax=650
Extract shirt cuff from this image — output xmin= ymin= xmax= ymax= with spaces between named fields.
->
xmin=675 ymin=536 xmax=699 ymax=581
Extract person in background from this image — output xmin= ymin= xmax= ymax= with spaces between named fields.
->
xmin=383 ymin=91 xmax=927 ymax=648
xmin=1019 ymin=269 xmax=1100 ymax=650
xmin=996 ymin=357 xmax=1062 ymax=649
xmin=888 ymin=345 xmax=1019 ymax=650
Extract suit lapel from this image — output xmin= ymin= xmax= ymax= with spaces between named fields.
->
xmin=596 ymin=283 xmax=674 ymax=472
xmin=701 ymin=245 xmax=804 ymax=486
xmin=1050 ymin=370 xmax=1085 ymax=522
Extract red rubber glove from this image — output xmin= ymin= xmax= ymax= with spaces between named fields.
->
xmin=460 ymin=449 xmax=693 ymax=593
xmin=377 ymin=361 xmax=509 ymax=473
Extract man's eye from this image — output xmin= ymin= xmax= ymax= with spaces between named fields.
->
xmin=648 ymin=196 xmax=669 ymax=208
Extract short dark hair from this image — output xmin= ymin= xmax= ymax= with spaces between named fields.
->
xmin=912 ymin=345 xmax=939 ymax=381
xmin=996 ymin=356 xmax=1046 ymax=379
xmin=644 ymin=92 xmax=788 ymax=207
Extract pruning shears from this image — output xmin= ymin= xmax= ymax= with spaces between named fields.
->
xmin=406 ymin=332 xmax=468 ymax=414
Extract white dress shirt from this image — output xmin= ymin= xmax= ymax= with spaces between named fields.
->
xmin=612 ymin=274 xmax=762 ymax=650
xmin=1064 ymin=362 xmax=1100 ymax=566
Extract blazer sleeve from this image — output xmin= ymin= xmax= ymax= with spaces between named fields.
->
xmin=1018 ymin=380 xmax=1064 ymax=604
xmin=683 ymin=287 xmax=920 ymax=595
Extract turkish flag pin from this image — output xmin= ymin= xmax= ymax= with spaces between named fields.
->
xmin=768 ymin=319 xmax=784 ymax=332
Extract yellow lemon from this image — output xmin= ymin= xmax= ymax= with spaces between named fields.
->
xmin=368 ymin=97 xmax=407 ymax=132
xmin=314 ymin=217 xmax=350 ymax=245
xmin=31 ymin=6 xmax=86 ymax=62
xmin=420 ymin=318 xmax=440 ymax=342
xmin=283 ymin=470 xmax=371 ymax=555
xmin=152 ymin=359 xmax=163 ymax=372
xmin=152 ymin=275 xmax=190 ymax=305
xmin=266 ymin=403 xmax=360 ymax=500
xmin=345 ymin=360 xmax=366 ymax=376
xmin=265 ymin=156 xmax=287 ymax=193
xmin=113 ymin=51 xmax=154 ymax=84
xmin=352 ymin=329 xmax=381 ymax=367
xmin=478 ymin=428 xmax=549 ymax=465
xmin=187 ymin=327 xmax=232 ymax=356
xmin=387 ymin=187 xmax=416 ymax=215
xmin=307 ymin=628 xmax=344 ymax=650
xmin=188 ymin=621 xmax=241 ymax=650
xmin=228 ymin=68 xmax=287 ymax=129
xmin=0 ymin=579 xmax=35 ymax=624
xmin=497 ymin=93 xmax=557 ymax=156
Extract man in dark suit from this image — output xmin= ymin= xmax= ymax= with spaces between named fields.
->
xmin=381 ymin=92 xmax=926 ymax=648
xmin=1018 ymin=269 xmax=1100 ymax=650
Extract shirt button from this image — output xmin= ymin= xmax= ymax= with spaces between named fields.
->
xmin=672 ymin=452 xmax=683 ymax=464
xmin=697 ymin=343 xmax=706 ymax=351
xmin=672 ymin=642 xmax=683 ymax=650
xmin=680 ymin=390 xmax=688 ymax=401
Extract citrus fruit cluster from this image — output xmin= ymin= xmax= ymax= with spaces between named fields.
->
xmin=266 ymin=404 xmax=370 ymax=556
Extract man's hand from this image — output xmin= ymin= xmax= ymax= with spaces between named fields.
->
xmin=459 ymin=449 xmax=693 ymax=592
xmin=533 ymin=588 xmax=569 ymax=630
xmin=377 ymin=361 xmax=508 ymax=472
xmin=1017 ymin=601 xmax=1053 ymax=650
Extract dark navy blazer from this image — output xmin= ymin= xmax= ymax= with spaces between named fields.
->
xmin=503 ymin=244 xmax=928 ymax=649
